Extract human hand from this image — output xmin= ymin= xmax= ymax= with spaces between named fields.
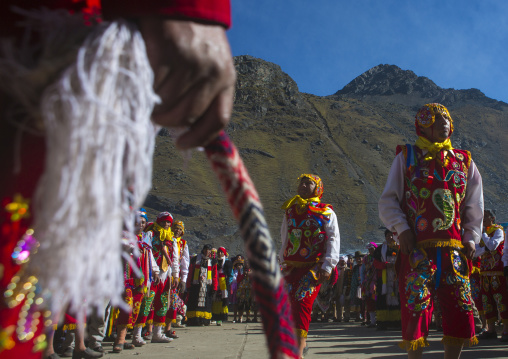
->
xmin=398 ymin=229 xmax=416 ymax=255
xmin=139 ymin=18 xmax=236 ymax=149
xmin=153 ymin=273 xmax=160 ymax=285
xmin=172 ymin=277 xmax=180 ymax=290
xmin=317 ymin=269 xmax=331 ymax=285
xmin=179 ymin=280 xmax=186 ymax=293
xmin=463 ymin=241 xmax=476 ymax=260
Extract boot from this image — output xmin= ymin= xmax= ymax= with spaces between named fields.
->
xmin=151 ymin=325 xmax=173 ymax=343
xmin=131 ymin=326 xmax=146 ymax=347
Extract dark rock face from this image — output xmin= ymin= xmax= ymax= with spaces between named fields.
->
xmin=147 ymin=57 xmax=508 ymax=255
xmin=335 ymin=64 xmax=504 ymax=109
xmin=144 ymin=194 xmax=209 ymax=217
xmin=337 ymin=64 xmax=441 ymax=97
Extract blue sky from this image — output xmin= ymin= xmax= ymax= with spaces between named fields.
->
xmin=227 ymin=0 xmax=508 ymax=103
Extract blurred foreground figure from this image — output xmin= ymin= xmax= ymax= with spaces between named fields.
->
xmin=0 ymin=0 xmax=234 ymax=357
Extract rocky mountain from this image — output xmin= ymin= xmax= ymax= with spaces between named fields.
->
xmin=148 ymin=56 xmax=508 ymax=256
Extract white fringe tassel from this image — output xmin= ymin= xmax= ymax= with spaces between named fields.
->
xmin=28 ymin=20 xmax=160 ymax=319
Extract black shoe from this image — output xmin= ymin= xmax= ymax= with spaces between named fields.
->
xmin=72 ymin=348 xmax=103 ymax=359
xmin=302 ymin=345 xmax=309 ymax=356
xmin=478 ymin=331 xmax=497 ymax=340
xmin=500 ymin=333 xmax=508 ymax=342
xmin=61 ymin=348 xmax=73 ymax=358
xmin=90 ymin=346 xmax=104 ymax=354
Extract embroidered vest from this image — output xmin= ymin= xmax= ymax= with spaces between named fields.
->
xmin=283 ymin=203 xmax=331 ymax=264
xmin=398 ymin=144 xmax=471 ymax=248
xmin=480 ymin=225 xmax=505 ymax=274
xmin=149 ymin=229 xmax=174 ymax=271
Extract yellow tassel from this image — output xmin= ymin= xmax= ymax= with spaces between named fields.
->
xmin=398 ymin=337 xmax=429 ymax=352
xmin=296 ymin=329 xmax=308 ymax=338
xmin=441 ymin=335 xmax=478 ymax=347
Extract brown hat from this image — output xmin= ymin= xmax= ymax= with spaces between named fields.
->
xmin=354 ymin=251 xmax=364 ymax=259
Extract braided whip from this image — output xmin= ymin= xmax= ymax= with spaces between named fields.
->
xmin=205 ymin=131 xmax=299 ymax=359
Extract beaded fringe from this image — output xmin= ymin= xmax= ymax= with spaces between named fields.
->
xmin=398 ymin=337 xmax=429 ymax=352
xmin=441 ymin=335 xmax=478 ymax=347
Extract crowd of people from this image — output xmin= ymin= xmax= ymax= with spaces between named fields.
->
xmin=38 ymin=209 xmax=264 ymax=358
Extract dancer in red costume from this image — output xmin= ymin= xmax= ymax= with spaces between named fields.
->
xmin=379 ymin=103 xmax=484 ymax=359
xmin=0 ymin=1 xmax=234 ymax=357
xmin=476 ymin=209 xmax=508 ymax=341
xmin=164 ymin=220 xmax=189 ymax=337
xmin=279 ymin=174 xmax=341 ymax=357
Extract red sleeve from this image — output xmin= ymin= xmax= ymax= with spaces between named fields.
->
xmin=212 ymin=265 xmax=218 ymax=290
xmin=101 ymin=0 xmax=231 ymax=28
xmin=373 ymin=259 xmax=387 ymax=270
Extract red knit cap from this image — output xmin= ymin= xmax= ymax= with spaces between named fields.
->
xmin=156 ymin=211 xmax=173 ymax=225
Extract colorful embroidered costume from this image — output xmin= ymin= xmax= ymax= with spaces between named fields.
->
xmin=186 ymin=250 xmax=218 ymax=326
xmin=134 ymin=212 xmax=178 ymax=336
xmin=379 ymin=104 xmax=484 ymax=351
xmin=373 ymin=241 xmax=401 ymax=329
xmin=279 ymin=174 xmax=341 ymax=339
xmin=0 ymin=0 xmax=231 ymax=356
xmin=212 ymin=248 xmax=233 ymax=323
xmin=361 ymin=245 xmax=377 ymax=316
xmin=476 ymin=224 xmax=508 ymax=324
xmin=166 ymin=221 xmax=190 ymax=324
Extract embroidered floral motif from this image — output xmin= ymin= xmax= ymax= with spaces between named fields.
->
xmin=156 ymin=291 xmax=169 ymax=316
xmin=286 ymin=229 xmax=302 ymax=256
xmin=470 ymin=275 xmax=481 ymax=302
xmin=299 ymin=248 xmax=309 ymax=257
xmin=482 ymin=294 xmax=493 ymax=315
xmin=493 ymin=293 xmax=506 ymax=313
xmin=451 ymin=250 xmax=467 ymax=276
xmin=431 ymin=189 xmax=455 ymax=232
xmin=444 ymin=249 xmax=473 ymax=312
xmin=295 ymin=272 xmax=317 ymax=301
xmin=419 ymin=188 xmax=430 ymax=199
xmin=141 ymin=290 xmax=156 ymax=317
xmin=416 ymin=217 xmax=428 ymax=232
xmin=405 ymin=250 xmax=436 ymax=313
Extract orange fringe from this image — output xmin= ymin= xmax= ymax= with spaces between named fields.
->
xmin=441 ymin=335 xmax=478 ymax=347
xmin=296 ymin=329 xmax=308 ymax=338
xmin=417 ymin=239 xmax=463 ymax=249
xmin=398 ymin=337 xmax=429 ymax=351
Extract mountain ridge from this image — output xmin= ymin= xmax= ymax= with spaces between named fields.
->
xmin=147 ymin=56 xmax=508 ymax=256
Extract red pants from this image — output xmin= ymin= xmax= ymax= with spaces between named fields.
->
xmin=365 ymin=298 xmax=376 ymax=312
xmin=285 ymin=267 xmax=321 ymax=338
xmin=135 ymin=278 xmax=170 ymax=326
xmin=481 ymin=274 xmax=508 ymax=322
xmin=116 ymin=288 xmax=144 ymax=328
xmin=470 ymin=271 xmax=482 ymax=313
xmin=399 ymin=247 xmax=476 ymax=351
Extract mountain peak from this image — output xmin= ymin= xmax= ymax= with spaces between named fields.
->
xmin=336 ymin=64 xmax=441 ymax=97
